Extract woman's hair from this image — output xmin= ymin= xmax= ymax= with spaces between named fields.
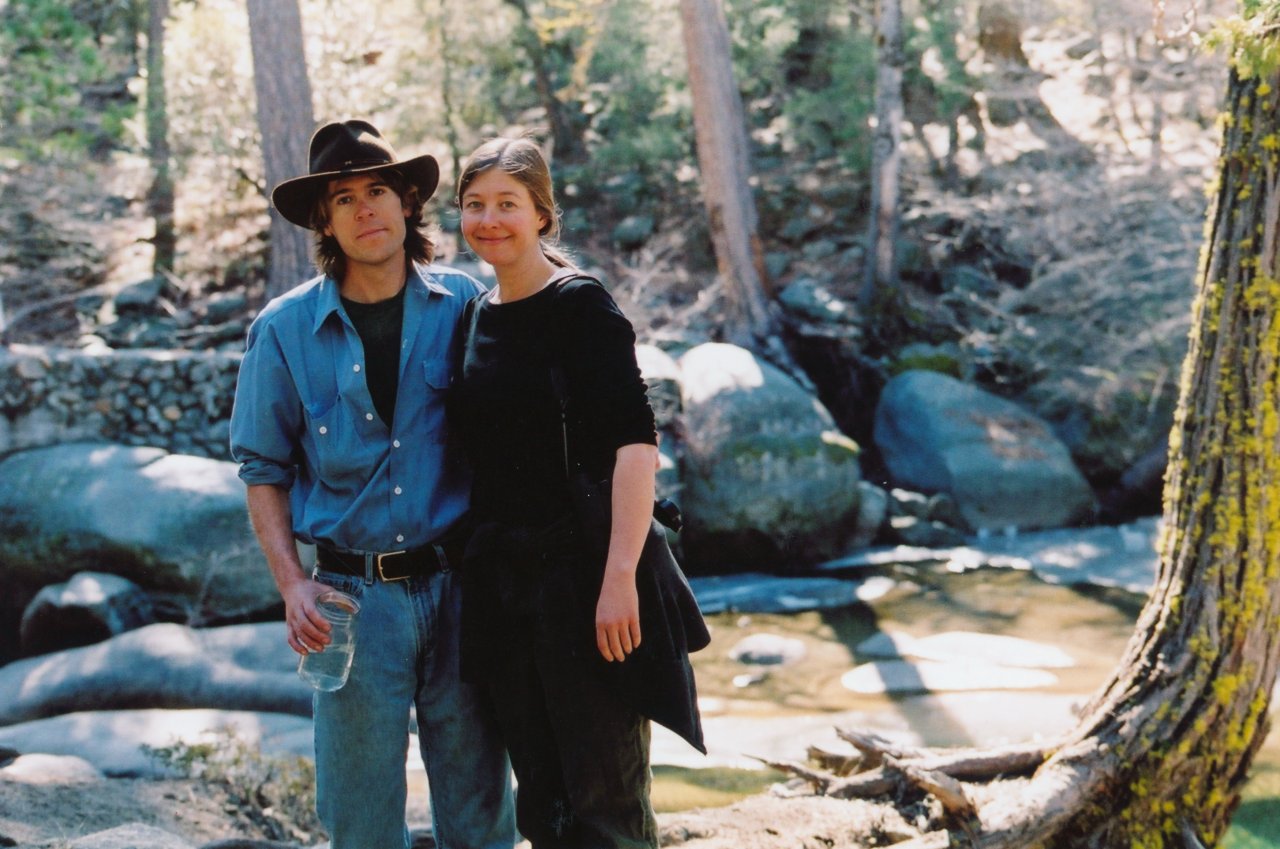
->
xmin=308 ymin=166 xmax=436 ymax=281
xmin=455 ymin=137 xmax=573 ymax=268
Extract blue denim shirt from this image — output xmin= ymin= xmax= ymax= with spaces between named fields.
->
xmin=230 ymin=262 xmax=485 ymax=552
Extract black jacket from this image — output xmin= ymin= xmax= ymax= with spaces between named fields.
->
xmin=461 ymin=515 xmax=709 ymax=753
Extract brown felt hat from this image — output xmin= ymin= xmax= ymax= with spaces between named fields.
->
xmin=270 ymin=120 xmax=440 ymax=229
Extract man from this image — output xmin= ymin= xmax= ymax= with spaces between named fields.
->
xmin=230 ymin=120 xmax=516 ymax=849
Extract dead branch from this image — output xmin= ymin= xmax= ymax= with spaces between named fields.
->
xmin=905 ymin=741 xmax=1057 ymax=781
xmin=888 ymin=756 xmax=977 ymax=820
xmin=825 ymin=767 xmax=899 ymax=799
xmin=806 ymin=744 xmax=862 ymax=776
xmin=835 ymin=728 xmax=933 ymax=768
xmin=886 ymin=831 xmax=951 ymax=849
xmin=747 ymin=755 xmax=830 ymax=793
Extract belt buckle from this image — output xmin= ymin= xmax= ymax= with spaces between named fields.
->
xmin=376 ymin=549 xmax=409 ymax=582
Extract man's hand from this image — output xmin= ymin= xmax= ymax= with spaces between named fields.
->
xmin=282 ymin=579 xmax=336 ymax=656
xmin=596 ymin=571 xmax=641 ymax=662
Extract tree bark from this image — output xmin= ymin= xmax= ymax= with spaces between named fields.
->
xmin=1033 ymin=59 xmax=1280 ymax=845
xmin=775 ymin=46 xmax=1280 ymax=849
xmin=860 ymin=0 xmax=904 ymax=317
xmin=501 ymin=0 xmax=586 ymax=164
xmin=678 ymin=0 xmax=800 ymax=377
xmin=246 ymin=0 xmax=316 ymax=299
xmin=145 ymin=0 xmax=175 ymax=274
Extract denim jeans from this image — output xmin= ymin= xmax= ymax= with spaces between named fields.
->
xmin=311 ymin=566 xmax=516 ymax=849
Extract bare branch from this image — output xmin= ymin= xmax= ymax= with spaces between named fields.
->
xmin=746 ymin=755 xmax=830 ymax=793
xmin=889 ymin=756 xmax=977 ymax=820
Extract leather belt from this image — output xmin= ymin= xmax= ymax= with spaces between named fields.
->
xmin=316 ymin=540 xmax=457 ymax=582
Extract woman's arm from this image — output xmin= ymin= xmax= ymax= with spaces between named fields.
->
xmin=595 ymin=442 xmax=659 ymax=661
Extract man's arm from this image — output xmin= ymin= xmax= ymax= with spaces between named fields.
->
xmin=246 ymin=483 xmax=332 ymax=656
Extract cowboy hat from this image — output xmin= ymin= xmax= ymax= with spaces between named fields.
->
xmin=270 ymin=120 xmax=440 ymax=229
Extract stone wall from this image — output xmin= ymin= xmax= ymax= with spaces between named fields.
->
xmin=0 ymin=344 xmax=241 ymax=460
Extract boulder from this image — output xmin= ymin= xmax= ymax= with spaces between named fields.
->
xmin=850 ymin=481 xmax=889 ymax=547
xmin=0 ymin=622 xmax=310 ymax=726
xmin=0 ymin=752 xmax=103 ymax=784
xmin=67 ymin=823 xmax=196 ymax=849
xmin=635 ymin=344 xmax=682 ymax=430
xmin=20 ymin=571 xmax=156 ymax=656
xmin=0 ymin=708 xmax=314 ymax=778
xmin=873 ymin=370 xmax=1096 ymax=532
xmin=0 ymin=442 xmax=277 ymax=623
xmin=678 ymin=343 xmax=863 ymax=570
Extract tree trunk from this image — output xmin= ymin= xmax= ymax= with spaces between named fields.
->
xmin=501 ymin=0 xmax=586 ymax=164
xmin=677 ymin=0 xmax=801 ymax=378
xmin=860 ymin=0 xmax=904 ymax=318
xmin=773 ymin=41 xmax=1280 ymax=849
xmin=145 ymin=0 xmax=175 ymax=275
xmin=246 ymin=0 xmax=315 ymax=299
xmin=1032 ymin=59 xmax=1280 ymax=846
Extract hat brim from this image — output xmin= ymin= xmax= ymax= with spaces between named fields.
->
xmin=270 ymin=154 xmax=440 ymax=229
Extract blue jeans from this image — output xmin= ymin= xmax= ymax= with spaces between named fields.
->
xmin=311 ymin=566 xmax=516 ymax=849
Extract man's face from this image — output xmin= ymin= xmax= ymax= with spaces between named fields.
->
xmin=322 ymin=172 xmax=410 ymax=270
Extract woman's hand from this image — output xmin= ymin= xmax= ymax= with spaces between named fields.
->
xmin=596 ymin=571 xmax=641 ymax=662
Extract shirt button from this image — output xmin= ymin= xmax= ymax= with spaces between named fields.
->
xmin=394 ymin=486 xmax=403 ymax=495
xmin=365 ymin=413 xmax=374 ymax=421
xmin=396 ymin=534 xmax=405 ymax=543
xmin=353 ymin=364 xmax=361 ymax=373
xmin=393 ymin=439 xmax=401 ymax=448
xmin=318 ymin=426 xmax=328 ymax=435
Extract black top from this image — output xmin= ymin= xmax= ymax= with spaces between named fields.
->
xmin=341 ymin=286 xmax=405 ymax=427
xmin=452 ymin=275 xmax=657 ymax=527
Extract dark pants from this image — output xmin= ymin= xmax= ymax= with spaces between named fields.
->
xmin=482 ymin=602 xmax=657 ymax=849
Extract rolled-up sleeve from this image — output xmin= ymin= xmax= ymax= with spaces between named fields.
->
xmin=230 ymin=319 xmax=301 ymax=489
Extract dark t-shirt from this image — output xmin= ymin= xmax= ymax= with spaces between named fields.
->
xmin=452 ymin=276 xmax=657 ymax=528
xmin=341 ymin=285 xmax=405 ymax=427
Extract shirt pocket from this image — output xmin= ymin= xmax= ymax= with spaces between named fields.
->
xmin=419 ymin=358 xmax=452 ymax=443
xmin=305 ymin=395 xmax=372 ymax=483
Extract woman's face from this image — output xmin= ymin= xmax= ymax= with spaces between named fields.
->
xmin=460 ymin=168 xmax=548 ymax=272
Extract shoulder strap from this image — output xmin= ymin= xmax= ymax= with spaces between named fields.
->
xmin=452 ymin=292 xmax=481 ymax=385
xmin=544 ymin=271 xmax=603 ymax=478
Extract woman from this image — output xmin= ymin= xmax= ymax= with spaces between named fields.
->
xmin=450 ymin=137 xmax=705 ymax=849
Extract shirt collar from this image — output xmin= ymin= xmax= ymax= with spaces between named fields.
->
xmin=312 ymin=262 xmax=451 ymax=334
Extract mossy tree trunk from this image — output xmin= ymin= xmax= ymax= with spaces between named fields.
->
xmin=967 ymin=49 xmax=1280 ymax=849
xmin=787 ymin=24 xmax=1280 ymax=848
xmin=1039 ymin=55 xmax=1280 ymax=847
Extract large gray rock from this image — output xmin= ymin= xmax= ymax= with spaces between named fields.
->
xmin=68 ymin=823 xmax=196 ymax=849
xmin=0 ymin=752 xmax=103 ymax=784
xmin=0 ymin=622 xmax=310 ymax=726
xmin=678 ymin=343 xmax=862 ymax=571
xmin=20 ymin=571 xmax=156 ymax=656
xmin=0 ymin=442 xmax=275 ymax=622
xmin=0 ymin=708 xmax=314 ymax=777
xmin=873 ymin=371 xmax=1096 ymax=532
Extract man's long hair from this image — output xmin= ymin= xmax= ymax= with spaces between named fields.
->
xmin=307 ymin=167 xmax=436 ymax=281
